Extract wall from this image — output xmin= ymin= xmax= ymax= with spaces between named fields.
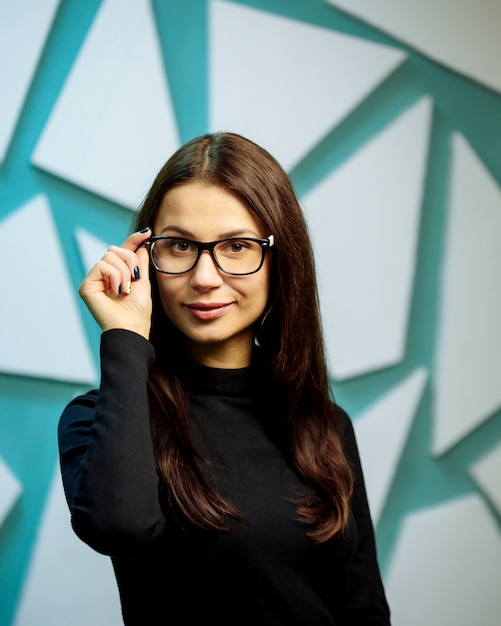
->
xmin=1 ymin=1 xmax=501 ymax=624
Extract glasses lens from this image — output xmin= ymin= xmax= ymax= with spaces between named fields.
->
xmin=150 ymin=238 xmax=265 ymax=275
xmin=213 ymin=239 xmax=264 ymax=274
xmin=151 ymin=238 xmax=198 ymax=273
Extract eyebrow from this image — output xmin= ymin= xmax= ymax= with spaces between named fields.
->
xmin=157 ymin=225 xmax=263 ymax=239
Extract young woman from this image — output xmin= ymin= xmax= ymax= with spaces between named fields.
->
xmin=58 ymin=132 xmax=390 ymax=625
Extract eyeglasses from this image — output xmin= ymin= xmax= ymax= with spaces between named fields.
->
xmin=144 ymin=235 xmax=274 ymax=275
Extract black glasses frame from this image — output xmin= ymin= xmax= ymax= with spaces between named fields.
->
xmin=143 ymin=234 xmax=274 ymax=276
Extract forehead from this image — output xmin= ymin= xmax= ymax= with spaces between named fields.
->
xmin=155 ymin=181 xmax=266 ymax=238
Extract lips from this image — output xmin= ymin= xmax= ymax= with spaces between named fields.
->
xmin=185 ymin=302 xmax=233 ymax=321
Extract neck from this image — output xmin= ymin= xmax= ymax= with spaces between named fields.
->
xmin=187 ymin=337 xmax=253 ymax=369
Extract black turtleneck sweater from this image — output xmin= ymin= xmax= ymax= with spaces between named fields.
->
xmin=58 ymin=329 xmax=390 ymax=625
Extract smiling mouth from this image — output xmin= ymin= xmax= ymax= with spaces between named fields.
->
xmin=186 ymin=302 xmax=233 ymax=321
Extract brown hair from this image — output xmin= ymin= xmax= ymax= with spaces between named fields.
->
xmin=131 ymin=132 xmax=353 ymax=542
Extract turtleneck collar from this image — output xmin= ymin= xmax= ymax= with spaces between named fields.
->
xmin=184 ymin=360 xmax=264 ymax=397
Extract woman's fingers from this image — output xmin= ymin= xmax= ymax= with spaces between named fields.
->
xmin=77 ymin=227 xmax=154 ymax=337
xmin=99 ymin=228 xmax=152 ymax=295
xmin=79 ymin=258 xmax=123 ymax=299
xmin=121 ymin=227 xmax=152 ymax=251
xmin=102 ymin=247 xmax=136 ymax=295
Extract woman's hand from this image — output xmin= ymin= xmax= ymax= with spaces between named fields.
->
xmin=79 ymin=228 xmax=153 ymax=339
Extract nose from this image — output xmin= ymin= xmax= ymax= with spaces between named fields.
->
xmin=189 ymin=250 xmax=224 ymax=290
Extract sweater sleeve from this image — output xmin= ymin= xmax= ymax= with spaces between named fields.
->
xmin=339 ymin=409 xmax=391 ymax=625
xmin=58 ymin=329 xmax=165 ymax=556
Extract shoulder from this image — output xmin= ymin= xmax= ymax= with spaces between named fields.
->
xmin=331 ymin=403 xmax=361 ymax=467
xmin=332 ymin=402 xmax=355 ymax=439
xmin=61 ymin=388 xmax=99 ymax=415
xmin=58 ymin=389 xmax=99 ymax=441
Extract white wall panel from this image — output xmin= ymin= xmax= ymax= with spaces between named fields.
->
xmin=0 ymin=0 xmax=60 ymax=162
xmin=14 ymin=465 xmax=122 ymax=626
xmin=210 ymin=0 xmax=405 ymax=171
xmin=327 ymin=0 xmax=501 ymax=93
xmin=386 ymin=494 xmax=501 ymax=626
xmin=433 ymin=134 xmax=501 ymax=455
xmin=470 ymin=442 xmax=501 ymax=517
xmin=32 ymin=0 xmax=179 ymax=210
xmin=0 ymin=196 xmax=96 ymax=383
xmin=303 ymin=97 xmax=431 ymax=379
xmin=0 ymin=456 xmax=22 ymax=529
xmin=75 ymin=228 xmax=109 ymax=274
xmin=354 ymin=368 xmax=427 ymax=525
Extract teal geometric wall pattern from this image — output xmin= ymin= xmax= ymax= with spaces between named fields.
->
xmin=1 ymin=1 xmax=501 ymax=624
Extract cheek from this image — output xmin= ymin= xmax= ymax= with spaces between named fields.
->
xmin=258 ymin=262 xmax=272 ymax=305
xmin=250 ymin=271 xmax=271 ymax=317
xmin=156 ymin=277 xmax=181 ymax=318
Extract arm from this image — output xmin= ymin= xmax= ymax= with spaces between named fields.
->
xmin=339 ymin=409 xmax=391 ymax=625
xmin=58 ymin=329 xmax=165 ymax=556
xmin=58 ymin=228 xmax=164 ymax=555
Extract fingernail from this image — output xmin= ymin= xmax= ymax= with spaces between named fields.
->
xmin=134 ymin=266 xmax=140 ymax=280
xmin=139 ymin=226 xmax=151 ymax=233
xmin=126 ymin=281 xmax=132 ymax=295
xmin=118 ymin=283 xmax=122 ymax=295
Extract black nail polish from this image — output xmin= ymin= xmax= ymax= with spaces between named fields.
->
xmin=139 ymin=226 xmax=151 ymax=233
xmin=134 ymin=266 xmax=140 ymax=280
xmin=118 ymin=283 xmax=122 ymax=295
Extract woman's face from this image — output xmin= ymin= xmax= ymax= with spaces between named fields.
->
xmin=153 ymin=181 xmax=272 ymax=368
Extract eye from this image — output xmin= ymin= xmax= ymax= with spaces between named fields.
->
xmin=167 ymin=238 xmax=195 ymax=254
xmin=221 ymin=239 xmax=251 ymax=254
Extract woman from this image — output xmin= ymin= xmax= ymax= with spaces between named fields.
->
xmin=58 ymin=132 xmax=390 ymax=625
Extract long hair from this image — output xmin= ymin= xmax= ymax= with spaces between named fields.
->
xmin=131 ymin=132 xmax=353 ymax=542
